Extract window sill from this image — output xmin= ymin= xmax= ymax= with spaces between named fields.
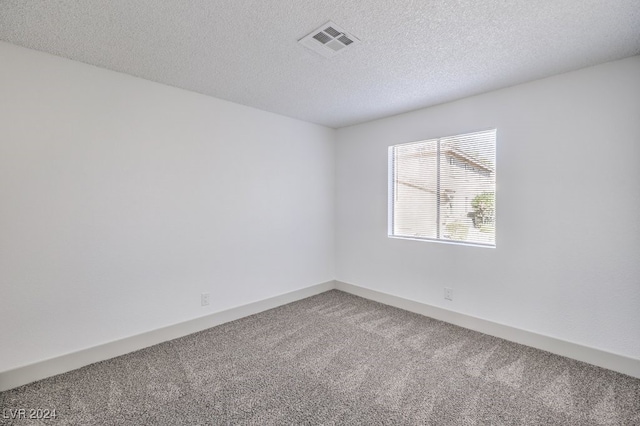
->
xmin=388 ymin=234 xmax=495 ymax=249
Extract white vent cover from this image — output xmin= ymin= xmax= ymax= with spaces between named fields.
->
xmin=298 ymin=21 xmax=360 ymax=58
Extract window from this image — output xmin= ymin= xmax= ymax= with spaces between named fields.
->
xmin=388 ymin=129 xmax=496 ymax=247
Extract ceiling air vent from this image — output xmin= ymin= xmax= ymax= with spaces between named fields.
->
xmin=299 ymin=21 xmax=360 ymax=58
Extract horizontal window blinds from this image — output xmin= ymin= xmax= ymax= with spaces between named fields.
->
xmin=390 ymin=129 xmax=496 ymax=247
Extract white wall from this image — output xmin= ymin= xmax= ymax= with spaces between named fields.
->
xmin=335 ymin=56 xmax=640 ymax=359
xmin=2 ymin=39 xmax=638 ymax=376
xmin=0 ymin=42 xmax=335 ymax=372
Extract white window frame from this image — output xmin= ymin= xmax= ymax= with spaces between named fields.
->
xmin=388 ymin=129 xmax=496 ymax=248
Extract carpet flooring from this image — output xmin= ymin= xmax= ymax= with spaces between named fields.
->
xmin=1 ymin=290 xmax=639 ymax=425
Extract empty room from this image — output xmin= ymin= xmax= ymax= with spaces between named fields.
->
xmin=1 ymin=1 xmax=639 ymax=425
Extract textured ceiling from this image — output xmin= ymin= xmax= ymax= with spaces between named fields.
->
xmin=1 ymin=1 xmax=639 ymax=128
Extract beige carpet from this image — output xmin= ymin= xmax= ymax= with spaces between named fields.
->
xmin=1 ymin=290 xmax=639 ymax=425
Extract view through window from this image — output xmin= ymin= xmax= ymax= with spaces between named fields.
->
xmin=389 ymin=129 xmax=496 ymax=247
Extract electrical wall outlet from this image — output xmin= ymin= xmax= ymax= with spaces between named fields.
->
xmin=201 ymin=293 xmax=210 ymax=306
xmin=444 ymin=287 xmax=453 ymax=301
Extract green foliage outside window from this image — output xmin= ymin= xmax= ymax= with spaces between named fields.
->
xmin=471 ymin=192 xmax=495 ymax=227
xmin=445 ymin=221 xmax=469 ymax=241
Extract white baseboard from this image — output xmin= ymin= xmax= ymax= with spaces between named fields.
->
xmin=0 ymin=280 xmax=335 ymax=392
xmin=335 ymin=280 xmax=640 ymax=379
xmin=3 ymin=279 xmax=637 ymax=392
